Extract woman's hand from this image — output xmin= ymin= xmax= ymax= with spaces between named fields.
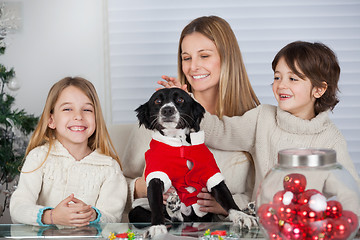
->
xmin=157 ymin=75 xmax=187 ymax=91
xmin=43 ymin=194 xmax=94 ymax=227
xmin=197 ymin=188 xmax=228 ymax=216
xmin=134 ymin=176 xmax=147 ymax=199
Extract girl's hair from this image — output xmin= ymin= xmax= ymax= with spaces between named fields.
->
xmin=25 ymin=77 xmax=121 ymax=170
xmin=177 ymin=15 xmax=260 ymax=118
xmin=272 ymin=41 xmax=340 ymax=114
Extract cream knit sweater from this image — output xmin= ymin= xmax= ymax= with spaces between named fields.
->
xmin=200 ymin=104 xmax=360 ymax=202
xmin=10 ymin=140 xmax=127 ymax=225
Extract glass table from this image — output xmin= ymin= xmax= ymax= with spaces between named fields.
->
xmin=0 ymin=222 xmax=263 ymax=239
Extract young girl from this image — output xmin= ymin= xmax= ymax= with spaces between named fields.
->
xmin=199 ymin=41 xmax=360 ymax=202
xmin=10 ymin=77 xmax=127 ymax=227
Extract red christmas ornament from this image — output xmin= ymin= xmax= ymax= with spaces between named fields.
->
xmin=267 ymin=231 xmax=282 ymax=240
xmin=280 ymin=222 xmax=306 ymax=240
xmin=276 ymin=202 xmax=299 ymax=222
xmin=325 ymin=200 xmax=343 ymax=219
xmin=283 ymin=173 xmax=307 ymax=194
xmin=342 ymin=210 xmax=359 ymax=232
xmin=305 ymin=220 xmax=328 ymax=240
xmin=273 ymin=190 xmax=296 ymax=206
xmin=298 ymin=204 xmax=325 ymax=223
xmin=258 ymin=203 xmax=279 ymax=232
xmin=297 ymin=189 xmax=322 ymax=205
xmin=332 ymin=217 xmax=351 ymax=240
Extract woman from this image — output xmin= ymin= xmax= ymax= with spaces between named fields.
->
xmin=122 ymin=15 xmax=260 ymax=221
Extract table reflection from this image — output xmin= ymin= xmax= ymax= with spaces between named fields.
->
xmin=2 ymin=222 xmax=263 ymax=239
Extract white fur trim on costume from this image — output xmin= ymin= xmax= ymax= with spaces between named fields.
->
xmin=181 ymin=203 xmax=192 ymax=216
xmin=146 ymin=171 xmax=172 ymax=193
xmin=132 ymin=198 xmax=150 ymax=210
xmin=192 ymin=203 xmax=207 ymax=217
xmin=206 ymin=173 xmax=225 ymax=192
xmin=152 ymin=131 xmax=185 ymax=147
xmin=189 ymin=131 xmax=205 ymax=145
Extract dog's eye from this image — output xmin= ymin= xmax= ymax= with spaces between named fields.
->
xmin=176 ymin=97 xmax=184 ymax=104
xmin=154 ymin=99 xmax=162 ymax=105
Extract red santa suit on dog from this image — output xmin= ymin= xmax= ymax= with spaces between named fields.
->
xmin=145 ymin=130 xmax=224 ymax=217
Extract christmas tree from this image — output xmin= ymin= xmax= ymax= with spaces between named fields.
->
xmin=0 ymin=43 xmax=38 ymax=216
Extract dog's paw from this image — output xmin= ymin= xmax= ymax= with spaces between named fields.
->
xmin=228 ymin=209 xmax=259 ymax=229
xmin=148 ymin=225 xmax=167 ymax=238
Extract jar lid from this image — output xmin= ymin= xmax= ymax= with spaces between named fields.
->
xmin=278 ymin=148 xmax=336 ymax=167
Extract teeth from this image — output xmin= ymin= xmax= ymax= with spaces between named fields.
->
xmin=280 ymin=94 xmax=291 ymax=98
xmin=69 ymin=126 xmax=86 ymax=131
xmin=193 ymin=74 xmax=209 ymax=79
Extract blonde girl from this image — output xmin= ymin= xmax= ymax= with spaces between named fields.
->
xmin=10 ymin=77 xmax=127 ymax=227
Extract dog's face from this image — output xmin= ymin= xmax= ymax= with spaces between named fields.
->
xmin=135 ymin=88 xmax=205 ymax=134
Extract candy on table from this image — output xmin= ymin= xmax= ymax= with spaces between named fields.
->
xmin=257 ymin=173 xmax=359 ymax=240
xmin=107 ymin=229 xmax=137 ymax=240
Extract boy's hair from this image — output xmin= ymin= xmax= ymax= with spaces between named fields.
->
xmin=25 ymin=77 xmax=121 ymax=170
xmin=272 ymin=41 xmax=340 ymax=114
xmin=177 ymin=15 xmax=259 ymax=118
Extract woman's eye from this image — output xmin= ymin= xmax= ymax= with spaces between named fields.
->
xmin=154 ymin=99 xmax=162 ymax=105
xmin=63 ymin=108 xmax=71 ymax=111
xmin=182 ymin=57 xmax=191 ymax=61
xmin=176 ymin=97 xmax=184 ymax=104
xmin=201 ymin=55 xmax=209 ymax=59
xmin=274 ymin=77 xmax=280 ymax=81
xmin=290 ymin=77 xmax=298 ymax=81
xmin=84 ymin=109 xmax=93 ymax=112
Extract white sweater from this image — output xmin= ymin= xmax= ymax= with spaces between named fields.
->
xmin=10 ymin=140 xmax=127 ymax=225
xmin=200 ymin=104 xmax=360 ymax=202
xmin=120 ymin=124 xmax=255 ymax=218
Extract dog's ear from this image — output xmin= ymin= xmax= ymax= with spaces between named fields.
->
xmin=191 ymin=101 xmax=206 ymax=132
xmin=135 ymin=103 xmax=152 ymax=129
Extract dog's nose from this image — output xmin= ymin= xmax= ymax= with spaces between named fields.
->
xmin=161 ymin=106 xmax=175 ymax=117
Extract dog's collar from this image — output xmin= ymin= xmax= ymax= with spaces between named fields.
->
xmin=152 ymin=131 xmax=205 ymax=147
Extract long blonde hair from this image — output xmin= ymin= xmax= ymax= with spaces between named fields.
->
xmin=177 ymin=16 xmax=260 ymax=118
xmin=25 ymin=77 xmax=121 ymax=171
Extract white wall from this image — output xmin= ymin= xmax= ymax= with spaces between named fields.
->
xmin=0 ymin=0 xmax=106 ymax=223
xmin=1 ymin=0 xmax=106 ymax=118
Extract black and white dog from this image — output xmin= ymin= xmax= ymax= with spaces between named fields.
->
xmin=130 ymin=88 xmax=257 ymax=237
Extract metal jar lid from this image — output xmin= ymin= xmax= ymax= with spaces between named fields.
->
xmin=278 ymin=148 xmax=336 ymax=167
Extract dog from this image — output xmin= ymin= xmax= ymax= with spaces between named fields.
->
xmin=129 ymin=88 xmax=257 ymax=237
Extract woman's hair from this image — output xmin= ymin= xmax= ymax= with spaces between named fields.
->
xmin=177 ymin=15 xmax=260 ymax=118
xmin=25 ymin=77 xmax=121 ymax=170
xmin=272 ymin=41 xmax=340 ymax=114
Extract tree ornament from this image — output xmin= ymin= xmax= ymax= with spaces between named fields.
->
xmin=341 ymin=210 xmax=358 ymax=232
xmin=325 ymin=200 xmax=343 ymax=219
xmin=283 ymin=173 xmax=307 ymax=194
xmin=6 ymin=76 xmax=20 ymax=91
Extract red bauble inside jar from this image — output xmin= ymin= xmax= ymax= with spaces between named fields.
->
xmin=283 ymin=173 xmax=307 ymax=194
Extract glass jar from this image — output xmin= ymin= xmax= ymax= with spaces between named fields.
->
xmin=256 ymin=148 xmax=360 ymax=240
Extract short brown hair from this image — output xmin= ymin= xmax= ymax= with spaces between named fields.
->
xmin=272 ymin=41 xmax=340 ymax=114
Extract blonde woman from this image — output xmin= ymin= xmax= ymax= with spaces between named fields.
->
xmin=123 ymin=16 xmax=260 ymax=222
xmin=10 ymin=77 xmax=127 ymax=226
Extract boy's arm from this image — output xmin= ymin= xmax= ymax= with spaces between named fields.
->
xmin=200 ymin=106 xmax=261 ymax=152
